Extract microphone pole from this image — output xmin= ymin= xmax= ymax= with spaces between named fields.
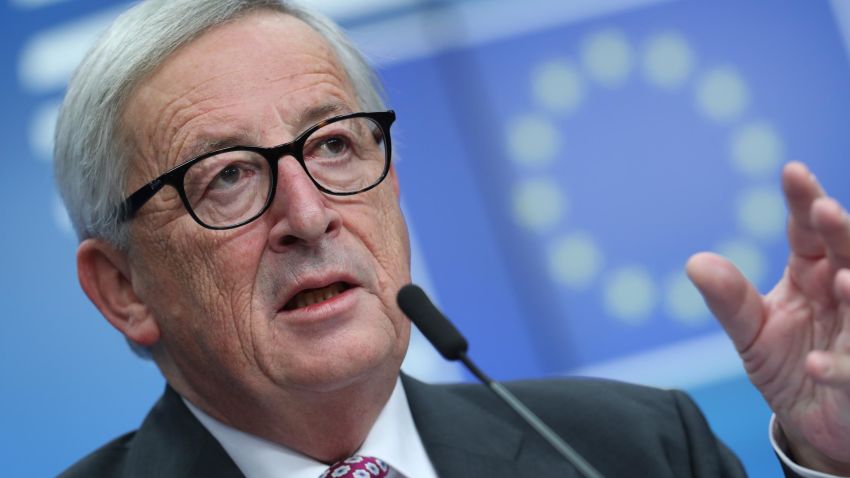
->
xmin=397 ymin=284 xmax=604 ymax=478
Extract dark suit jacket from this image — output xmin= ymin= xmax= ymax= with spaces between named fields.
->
xmin=60 ymin=375 xmax=786 ymax=477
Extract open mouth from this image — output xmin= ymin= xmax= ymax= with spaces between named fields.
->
xmin=283 ymin=282 xmax=353 ymax=311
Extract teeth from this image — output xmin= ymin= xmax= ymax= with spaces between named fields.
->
xmin=290 ymin=283 xmax=344 ymax=309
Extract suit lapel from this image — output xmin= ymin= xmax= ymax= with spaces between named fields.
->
xmin=124 ymin=385 xmax=244 ymax=478
xmin=402 ymin=375 xmax=579 ymax=478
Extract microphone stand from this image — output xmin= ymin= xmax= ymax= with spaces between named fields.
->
xmin=397 ymin=284 xmax=604 ymax=478
xmin=458 ymin=352 xmax=604 ymax=478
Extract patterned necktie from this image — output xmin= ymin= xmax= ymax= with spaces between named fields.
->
xmin=319 ymin=455 xmax=391 ymax=478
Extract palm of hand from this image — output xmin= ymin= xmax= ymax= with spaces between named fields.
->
xmin=754 ymin=255 xmax=850 ymax=463
xmin=688 ymin=162 xmax=850 ymax=472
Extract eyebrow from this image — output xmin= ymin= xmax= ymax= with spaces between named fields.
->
xmin=178 ymin=102 xmax=353 ymax=163
xmin=179 ymin=133 xmax=253 ymax=165
xmin=292 ymin=102 xmax=351 ymax=133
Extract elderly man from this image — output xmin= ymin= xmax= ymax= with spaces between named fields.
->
xmin=55 ymin=0 xmax=849 ymax=477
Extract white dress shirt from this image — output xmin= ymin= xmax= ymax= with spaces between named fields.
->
xmin=770 ymin=414 xmax=847 ymax=478
xmin=184 ymin=378 xmax=439 ymax=478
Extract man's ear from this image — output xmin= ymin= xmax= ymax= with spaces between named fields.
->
xmin=77 ymin=239 xmax=160 ymax=347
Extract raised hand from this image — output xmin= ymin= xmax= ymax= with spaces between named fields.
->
xmin=687 ymin=162 xmax=850 ymax=474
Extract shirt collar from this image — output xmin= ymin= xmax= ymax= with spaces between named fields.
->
xmin=183 ymin=377 xmax=438 ymax=478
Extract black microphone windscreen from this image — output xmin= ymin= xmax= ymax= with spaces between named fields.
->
xmin=397 ymin=284 xmax=468 ymax=361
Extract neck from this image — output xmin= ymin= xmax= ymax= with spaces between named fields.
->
xmin=260 ymin=373 xmax=398 ymax=463
xmin=162 ymin=356 xmax=399 ymax=463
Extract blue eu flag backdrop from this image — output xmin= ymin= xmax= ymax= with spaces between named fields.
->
xmin=3 ymin=0 xmax=850 ymax=475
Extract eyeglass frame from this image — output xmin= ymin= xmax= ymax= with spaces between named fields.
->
xmin=117 ymin=110 xmax=396 ymax=230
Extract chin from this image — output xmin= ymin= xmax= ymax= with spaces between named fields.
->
xmin=267 ymin=339 xmax=404 ymax=394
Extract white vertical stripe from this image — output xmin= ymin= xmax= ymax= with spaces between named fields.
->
xmin=830 ymin=0 xmax=850 ymax=67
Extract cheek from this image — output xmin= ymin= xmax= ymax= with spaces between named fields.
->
xmin=379 ymin=208 xmax=411 ymax=285
xmin=347 ymin=188 xmax=411 ymax=296
xmin=191 ymin=232 xmax=269 ymax=340
xmin=133 ymin=226 xmax=267 ymax=355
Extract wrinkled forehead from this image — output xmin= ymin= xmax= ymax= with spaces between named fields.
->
xmin=120 ymin=10 xmax=357 ymax=183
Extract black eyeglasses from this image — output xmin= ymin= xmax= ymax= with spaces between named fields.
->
xmin=118 ymin=110 xmax=395 ymax=230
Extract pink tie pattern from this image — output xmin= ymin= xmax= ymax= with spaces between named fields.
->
xmin=319 ymin=455 xmax=390 ymax=478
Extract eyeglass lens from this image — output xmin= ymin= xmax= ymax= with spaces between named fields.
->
xmin=182 ymin=116 xmax=387 ymax=228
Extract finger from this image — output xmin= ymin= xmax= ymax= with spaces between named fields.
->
xmin=783 ymin=162 xmax=827 ymax=258
xmin=808 ymin=270 xmax=850 ymax=386
xmin=812 ymin=197 xmax=850 ymax=270
xmin=836 ymin=269 xmax=850 ymax=303
xmin=806 ymin=350 xmax=850 ymax=388
xmin=687 ymin=252 xmax=765 ymax=353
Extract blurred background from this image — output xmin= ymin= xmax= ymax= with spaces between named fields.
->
xmin=3 ymin=0 xmax=850 ymax=475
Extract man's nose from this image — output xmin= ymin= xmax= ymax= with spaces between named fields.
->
xmin=267 ymin=157 xmax=342 ymax=251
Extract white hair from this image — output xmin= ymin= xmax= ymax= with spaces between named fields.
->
xmin=54 ymin=0 xmax=386 ymax=357
xmin=55 ymin=0 xmax=386 ymax=249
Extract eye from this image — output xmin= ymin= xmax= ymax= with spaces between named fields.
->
xmin=210 ymin=164 xmax=245 ymax=189
xmin=316 ymin=136 xmax=349 ymax=157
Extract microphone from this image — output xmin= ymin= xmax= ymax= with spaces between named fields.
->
xmin=397 ymin=284 xmax=604 ymax=478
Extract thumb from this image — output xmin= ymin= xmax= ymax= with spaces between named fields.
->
xmin=686 ymin=252 xmax=765 ymax=353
